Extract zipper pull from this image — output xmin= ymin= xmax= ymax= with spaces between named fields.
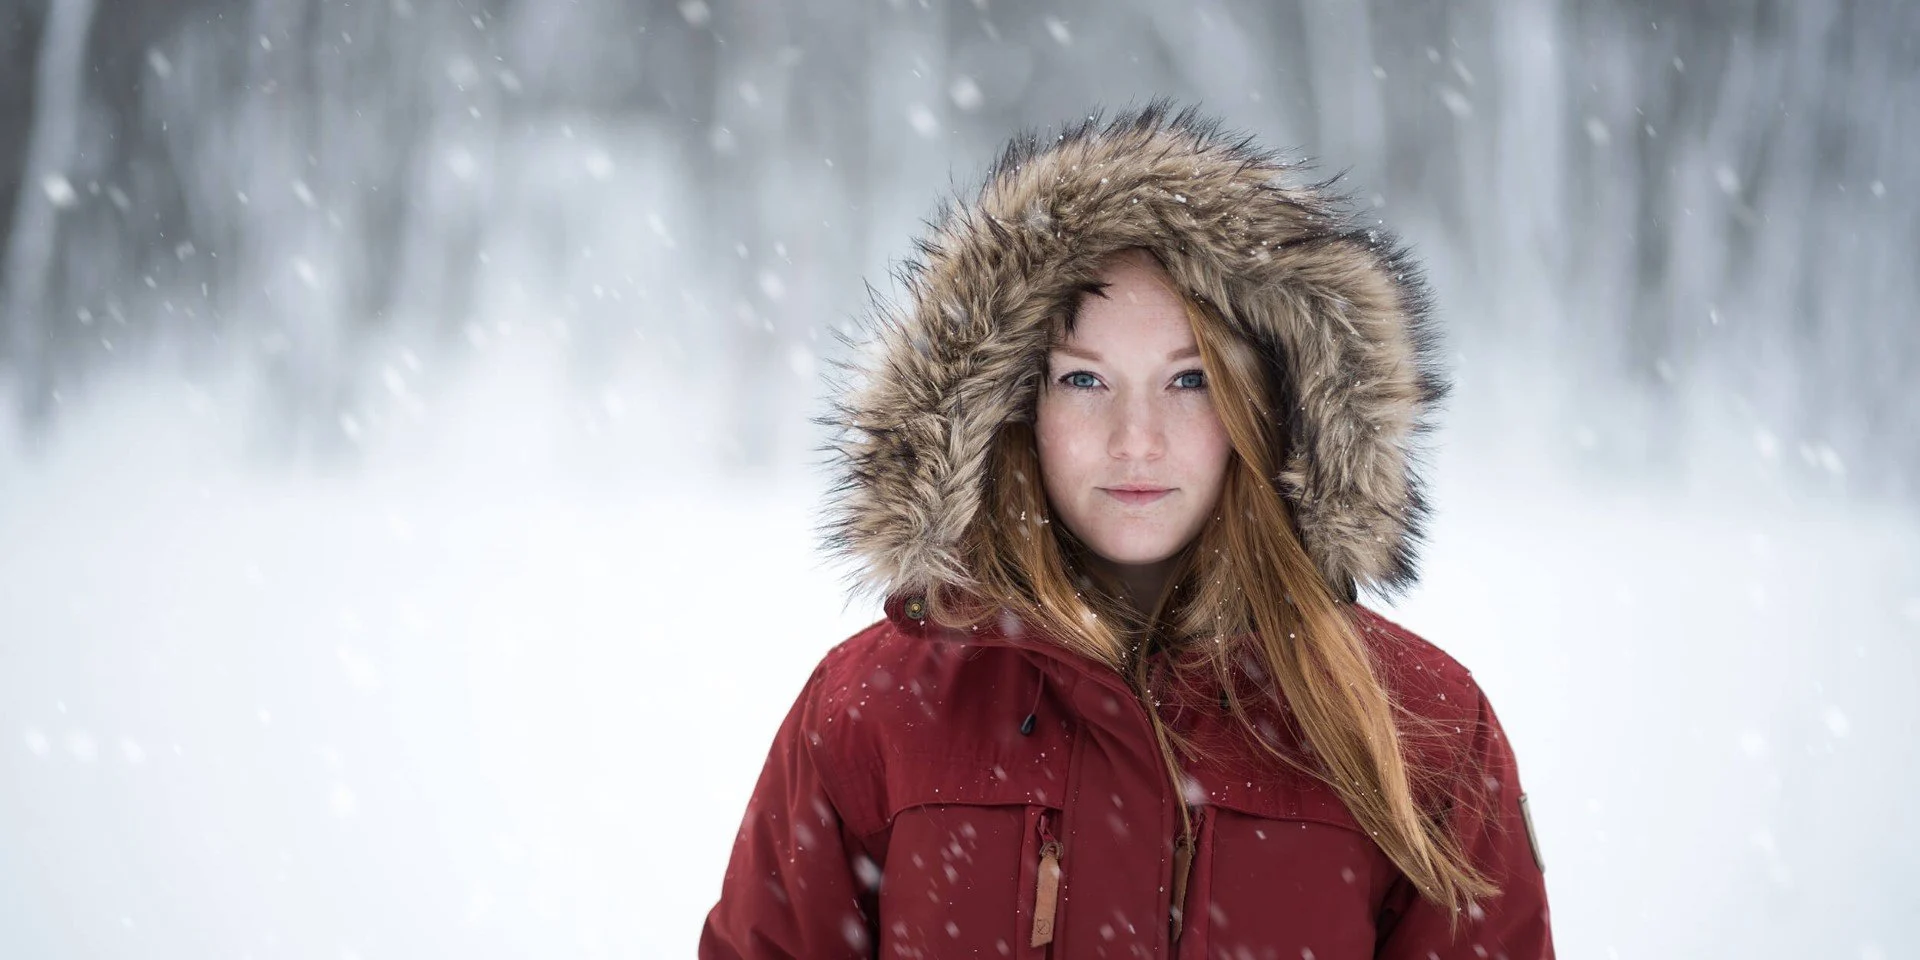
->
xmin=1169 ymin=831 xmax=1194 ymax=942
xmin=1031 ymin=815 xmax=1063 ymax=947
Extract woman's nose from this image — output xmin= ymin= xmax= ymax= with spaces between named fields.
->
xmin=1108 ymin=397 xmax=1164 ymax=461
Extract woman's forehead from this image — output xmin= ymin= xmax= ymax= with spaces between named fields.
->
xmin=1057 ymin=276 xmax=1193 ymax=353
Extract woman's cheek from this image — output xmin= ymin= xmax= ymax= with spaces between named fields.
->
xmin=1040 ymin=409 xmax=1101 ymax=475
xmin=1170 ymin=404 xmax=1219 ymax=456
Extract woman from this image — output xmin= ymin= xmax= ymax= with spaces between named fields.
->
xmin=701 ymin=101 xmax=1554 ymax=958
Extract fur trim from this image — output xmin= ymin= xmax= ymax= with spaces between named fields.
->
xmin=818 ymin=99 xmax=1448 ymax=604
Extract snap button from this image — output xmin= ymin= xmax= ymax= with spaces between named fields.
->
xmin=904 ymin=596 xmax=927 ymax=620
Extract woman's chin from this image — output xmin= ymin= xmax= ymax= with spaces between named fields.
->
xmin=1084 ymin=536 xmax=1185 ymax=568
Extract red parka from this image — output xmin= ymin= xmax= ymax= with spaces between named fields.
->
xmin=700 ymin=597 xmax=1550 ymax=958
xmin=703 ymin=101 xmax=1553 ymax=957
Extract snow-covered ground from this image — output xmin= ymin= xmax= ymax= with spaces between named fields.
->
xmin=1 ymin=348 xmax=1913 ymax=958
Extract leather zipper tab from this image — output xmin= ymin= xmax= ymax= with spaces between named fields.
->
xmin=1169 ymin=829 xmax=1194 ymax=942
xmin=1031 ymin=813 xmax=1063 ymax=947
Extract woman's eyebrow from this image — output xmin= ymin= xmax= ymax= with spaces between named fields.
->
xmin=1051 ymin=345 xmax=1201 ymax=362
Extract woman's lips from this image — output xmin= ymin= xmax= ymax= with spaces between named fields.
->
xmin=1102 ymin=487 xmax=1172 ymax=505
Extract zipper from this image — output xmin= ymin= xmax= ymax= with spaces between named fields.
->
xmin=1031 ymin=809 xmax=1064 ymax=948
xmin=1169 ymin=814 xmax=1194 ymax=943
xmin=1005 ymin=645 xmax=1197 ymax=951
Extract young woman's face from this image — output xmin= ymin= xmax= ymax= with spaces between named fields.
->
xmin=1035 ymin=251 xmax=1234 ymax=573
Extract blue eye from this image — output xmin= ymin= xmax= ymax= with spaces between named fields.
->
xmin=1059 ymin=371 xmax=1101 ymax=390
xmin=1174 ymin=370 xmax=1207 ymax=389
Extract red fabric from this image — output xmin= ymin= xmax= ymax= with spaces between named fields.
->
xmin=701 ymin=601 xmax=1554 ymax=959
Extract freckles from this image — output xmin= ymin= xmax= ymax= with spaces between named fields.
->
xmin=1179 ymin=408 xmax=1231 ymax=455
xmin=1038 ymin=412 xmax=1102 ymax=460
xmin=1167 ymin=409 xmax=1225 ymax=451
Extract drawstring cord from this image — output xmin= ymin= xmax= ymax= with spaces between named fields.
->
xmin=1019 ymin=668 xmax=1046 ymax=736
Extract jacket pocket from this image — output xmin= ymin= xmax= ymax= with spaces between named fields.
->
xmin=879 ymin=800 xmax=1061 ymax=959
xmin=1197 ymin=805 xmax=1390 ymax=960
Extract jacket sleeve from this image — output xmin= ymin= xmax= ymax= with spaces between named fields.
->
xmin=1374 ymin=687 xmax=1554 ymax=959
xmin=699 ymin=662 xmax=880 ymax=959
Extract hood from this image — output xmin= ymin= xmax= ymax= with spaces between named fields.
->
xmin=819 ymin=99 xmax=1448 ymax=605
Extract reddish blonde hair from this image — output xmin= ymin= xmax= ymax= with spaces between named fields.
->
xmin=927 ymin=249 xmax=1498 ymax=929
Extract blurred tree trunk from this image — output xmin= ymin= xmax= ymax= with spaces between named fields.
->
xmin=2 ymin=0 xmax=95 ymax=433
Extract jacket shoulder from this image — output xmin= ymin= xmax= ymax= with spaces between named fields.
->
xmin=1350 ymin=604 xmax=1496 ymax=789
xmin=809 ymin=617 xmax=970 ymax=727
xmin=1352 ymin=603 xmax=1483 ymax=715
xmin=797 ymin=618 xmax=1034 ymax=836
xmin=815 ymin=617 xmax=925 ymax=690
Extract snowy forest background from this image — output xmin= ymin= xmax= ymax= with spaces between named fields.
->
xmin=1 ymin=0 xmax=1915 ymax=956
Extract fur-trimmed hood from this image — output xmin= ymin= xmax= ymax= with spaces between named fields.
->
xmin=819 ymin=100 xmax=1448 ymax=605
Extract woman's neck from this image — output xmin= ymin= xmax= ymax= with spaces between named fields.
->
xmin=1090 ymin=556 xmax=1178 ymax=618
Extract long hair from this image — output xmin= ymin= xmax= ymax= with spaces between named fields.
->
xmin=926 ymin=249 xmax=1499 ymax=926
